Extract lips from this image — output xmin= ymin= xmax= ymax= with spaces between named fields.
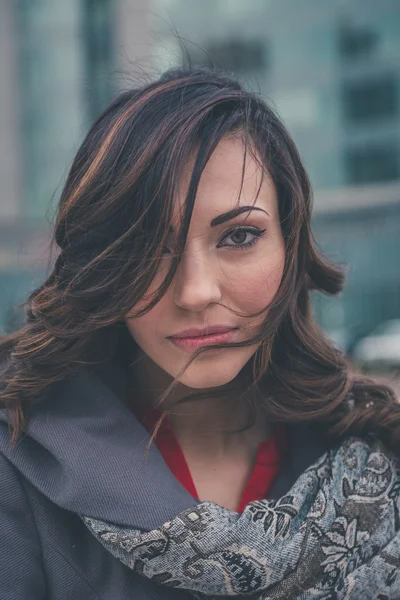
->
xmin=169 ymin=326 xmax=238 ymax=352
xmin=171 ymin=326 xmax=236 ymax=338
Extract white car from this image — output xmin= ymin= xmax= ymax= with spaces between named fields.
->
xmin=353 ymin=320 xmax=400 ymax=373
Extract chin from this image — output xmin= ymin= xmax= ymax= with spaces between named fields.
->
xmin=177 ymin=371 xmax=237 ymax=389
xmin=171 ymin=354 xmax=252 ymax=390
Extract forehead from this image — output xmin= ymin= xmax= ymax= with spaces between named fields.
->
xmin=174 ymin=136 xmax=277 ymax=226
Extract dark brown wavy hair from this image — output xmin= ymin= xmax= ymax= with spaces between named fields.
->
xmin=1 ymin=66 xmax=398 ymax=449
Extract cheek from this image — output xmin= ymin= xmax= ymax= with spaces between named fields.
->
xmin=125 ymin=301 xmax=166 ymax=348
xmin=225 ymin=249 xmax=285 ymax=313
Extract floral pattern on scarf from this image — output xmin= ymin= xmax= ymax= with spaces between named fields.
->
xmin=83 ymin=435 xmax=400 ymax=599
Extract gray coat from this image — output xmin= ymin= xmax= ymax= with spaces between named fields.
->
xmin=0 ymin=360 xmax=329 ymax=599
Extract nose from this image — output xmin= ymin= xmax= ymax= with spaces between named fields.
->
xmin=173 ymin=249 xmax=222 ymax=312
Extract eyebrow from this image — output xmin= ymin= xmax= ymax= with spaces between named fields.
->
xmin=210 ymin=205 xmax=269 ymax=227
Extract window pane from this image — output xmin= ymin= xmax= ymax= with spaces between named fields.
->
xmin=341 ymin=76 xmax=398 ymax=124
xmin=345 ymin=144 xmax=399 ymax=184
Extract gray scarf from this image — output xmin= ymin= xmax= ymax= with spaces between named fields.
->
xmin=83 ymin=434 xmax=400 ymax=599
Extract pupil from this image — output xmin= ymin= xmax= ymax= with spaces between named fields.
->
xmin=232 ymin=230 xmax=247 ymax=244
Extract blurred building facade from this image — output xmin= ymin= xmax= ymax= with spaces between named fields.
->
xmin=152 ymin=0 xmax=400 ymax=344
xmin=153 ymin=0 xmax=400 ymax=190
xmin=0 ymin=0 xmax=114 ymax=330
xmin=0 ymin=0 xmax=399 ymax=345
xmin=0 ymin=0 xmax=150 ymax=330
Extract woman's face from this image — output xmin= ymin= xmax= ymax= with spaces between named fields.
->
xmin=125 ymin=137 xmax=285 ymax=389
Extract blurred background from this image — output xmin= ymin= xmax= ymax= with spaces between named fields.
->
xmin=0 ymin=0 xmax=399 ymax=388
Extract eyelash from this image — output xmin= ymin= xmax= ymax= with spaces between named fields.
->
xmin=162 ymin=226 xmax=266 ymax=255
xmin=218 ymin=226 xmax=267 ymax=250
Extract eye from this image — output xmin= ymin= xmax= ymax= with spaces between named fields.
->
xmin=218 ymin=226 xmax=266 ymax=250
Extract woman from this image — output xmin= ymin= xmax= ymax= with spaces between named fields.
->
xmin=1 ymin=66 xmax=399 ymax=600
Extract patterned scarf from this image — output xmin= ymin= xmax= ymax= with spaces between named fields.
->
xmin=83 ymin=434 xmax=400 ymax=599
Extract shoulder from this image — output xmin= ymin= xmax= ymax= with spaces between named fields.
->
xmin=0 ymin=449 xmax=47 ymax=597
xmin=0 ymin=445 xmax=40 ymax=538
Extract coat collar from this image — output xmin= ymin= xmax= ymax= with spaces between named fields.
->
xmin=0 ymin=359 xmax=329 ymax=529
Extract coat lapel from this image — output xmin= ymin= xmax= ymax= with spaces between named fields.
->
xmin=0 ymin=358 xmax=330 ymax=527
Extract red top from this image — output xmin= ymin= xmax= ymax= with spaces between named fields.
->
xmin=134 ymin=402 xmax=286 ymax=513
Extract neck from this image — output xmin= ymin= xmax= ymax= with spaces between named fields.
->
xmin=127 ymin=348 xmax=271 ymax=455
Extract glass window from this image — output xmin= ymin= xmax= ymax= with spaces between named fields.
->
xmin=82 ymin=0 xmax=114 ymax=120
xmin=341 ymin=76 xmax=398 ymax=124
xmin=344 ymin=144 xmax=399 ymax=184
xmin=336 ymin=7 xmax=400 ymax=64
xmin=337 ymin=22 xmax=380 ymax=61
xmin=15 ymin=0 xmax=85 ymax=221
xmin=15 ymin=0 xmax=114 ymax=221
